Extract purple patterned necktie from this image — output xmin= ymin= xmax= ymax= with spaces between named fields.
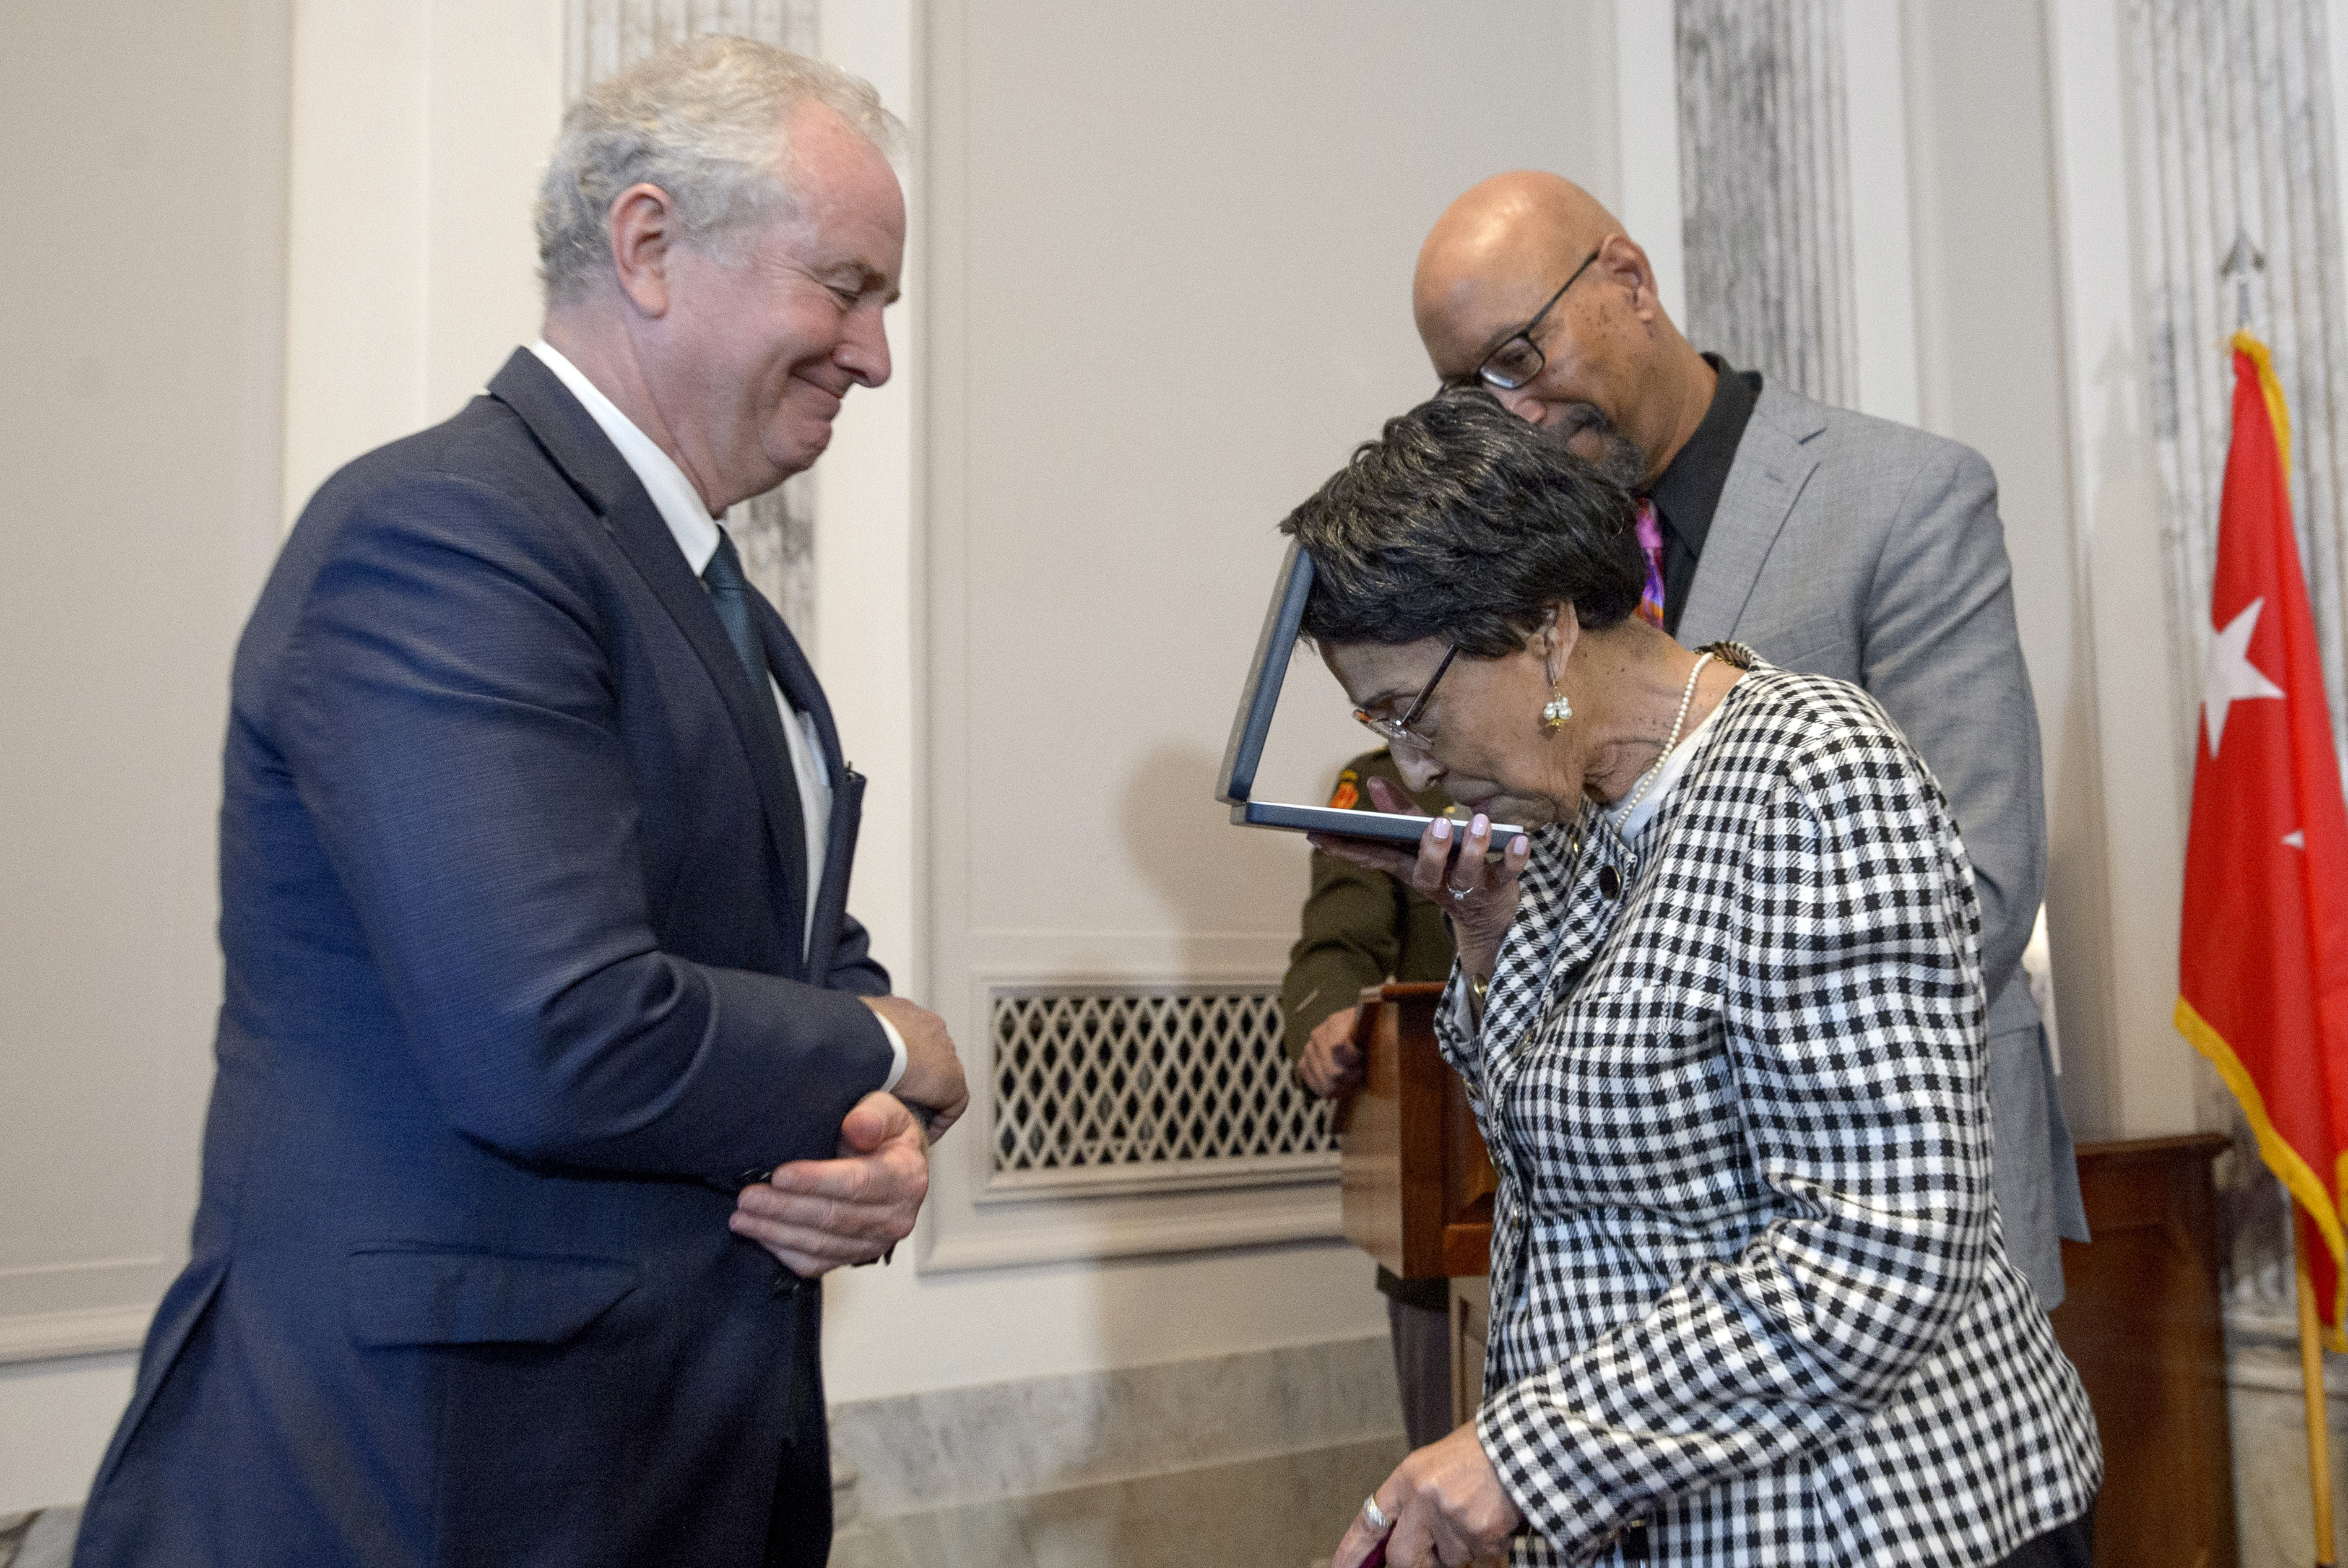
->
xmin=1634 ymin=498 xmax=1667 ymax=628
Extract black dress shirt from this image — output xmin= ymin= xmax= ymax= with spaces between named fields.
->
xmin=1646 ymin=353 xmax=1762 ymax=633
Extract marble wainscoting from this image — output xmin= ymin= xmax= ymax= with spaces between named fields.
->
xmin=2227 ymin=1305 xmax=2348 ymax=1568
xmin=0 ymin=1338 xmax=1404 ymax=1568
xmin=826 ymin=1335 xmax=1408 ymax=1568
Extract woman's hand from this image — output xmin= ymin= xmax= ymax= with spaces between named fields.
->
xmin=1333 ymin=1424 xmax=1525 ymax=1567
xmin=1308 ymin=777 xmax=1528 ymax=984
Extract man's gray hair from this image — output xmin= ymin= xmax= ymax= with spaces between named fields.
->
xmin=536 ymin=35 xmax=904 ymax=301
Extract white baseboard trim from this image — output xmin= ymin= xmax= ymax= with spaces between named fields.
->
xmin=919 ymin=1184 xmax=1342 ymax=1271
xmin=0 ymin=1307 xmax=152 ymax=1367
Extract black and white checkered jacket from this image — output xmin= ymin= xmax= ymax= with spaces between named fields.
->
xmin=1440 ymin=662 xmax=2100 ymax=1567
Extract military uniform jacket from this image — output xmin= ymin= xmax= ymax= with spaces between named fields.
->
xmin=1281 ymin=748 xmax=1457 ymax=1059
xmin=1282 ymin=749 xmax=1460 ymax=1308
xmin=1439 ymin=665 xmax=2099 ymax=1566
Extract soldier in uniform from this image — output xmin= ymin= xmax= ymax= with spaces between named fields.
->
xmin=1281 ymin=749 xmax=1460 ymax=1449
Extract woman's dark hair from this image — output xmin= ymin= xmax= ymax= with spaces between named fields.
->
xmin=1278 ymin=387 xmax=1645 ymax=656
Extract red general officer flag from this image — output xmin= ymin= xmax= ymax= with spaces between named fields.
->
xmin=2176 ymin=331 xmax=2348 ymax=1348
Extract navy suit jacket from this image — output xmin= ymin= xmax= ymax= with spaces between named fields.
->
xmin=77 ymin=350 xmax=893 ymax=1568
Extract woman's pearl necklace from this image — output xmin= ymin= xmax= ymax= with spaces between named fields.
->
xmin=1615 ymin=650 xmax=1713 ymax=828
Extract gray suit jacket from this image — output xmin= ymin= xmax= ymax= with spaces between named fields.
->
xmin=1674 ymin=384 xmax=2087 ymax=1304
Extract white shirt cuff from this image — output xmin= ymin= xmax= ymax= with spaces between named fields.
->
xmin=875 ymin=1011 xmax=909 ymax=1092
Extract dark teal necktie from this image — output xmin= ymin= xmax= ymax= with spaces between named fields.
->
xmin=703 ymin=527 xmax=772 ymax=698
xmin=703 ymin=527 xmax=808 ymax=942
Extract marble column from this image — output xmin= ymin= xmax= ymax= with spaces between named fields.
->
xmin=2129 ymin=0 xmax=2348 ymax=777
xmin=2127 ymin=5 xmax=2348 ymax=1559
xmin=566 ymin=0 xmax=819 ymax=98
xmin=563 ymin=0 xmax=823 ymax=643
xmin=1674 ymin=0 xmax=1856 ymax=405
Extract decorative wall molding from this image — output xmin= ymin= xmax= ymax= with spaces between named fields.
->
xmin=912 ymin=0 xmax=1620 ymax=1283
xmin=922 ymin=971 xmax=1342 ymax=1273
xmin=561 ymin=0 xmax=822 ymax=644
xmin=919 ymin=1168 xmax=1342 ymax=1273
xmin=0 ymin=1307 xmax=152 ymax=1369
xmin=1675 ymin=0 xmax=1857 ymax=404
xmin=2127 ymin=0 xmax=2348 ymax=774
xmin=914 ymin=0 xmax=1362 ymax=1278
xmin=0 ymin=1254 xmax=174 ymax=1370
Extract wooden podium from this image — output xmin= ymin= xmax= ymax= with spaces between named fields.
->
xmin=2045 ymin=1135 xmax=2238 ymax=1568
xmin=1338 ymin=982 xmax=1497 ymax=1280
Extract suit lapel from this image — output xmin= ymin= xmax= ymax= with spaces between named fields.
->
xmin=750 ymin=595 xmax=863 ymax=974
xmin=487 ymin=350 xmax=810 ymax=974
xmin=756 ymin=602 xmax=839 ymax=762
xmin=1675 ymin=387 xmax=1826 ymax=646
xmin=805 ymin=768 xmax=864 ymax=979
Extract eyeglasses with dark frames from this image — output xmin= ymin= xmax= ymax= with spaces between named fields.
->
xmin=1353 ymin=645 xmax=1458 ymax=748
xmin=1472 ymin=248 xmax=1602 ymax=391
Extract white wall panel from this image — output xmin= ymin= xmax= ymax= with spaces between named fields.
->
xmin=0 ymin=1356 xmax=137 ymax=1517
xmin=2047 ymin=0 xmax=2197 ymax=1137
xmin=1902 ymin=0 xmax=2119 ymax=1138
xmin=1616 ymin=0 xmax=1686 ymax=323
xmin=1841 ymin=0 xmax=1921 ymax=425
xmin=281 ymin=0 xmax=565 ymax=526
xmin=916 ymin=0 xmax=1617 ymax=1288
xmin=0 ymin=0 xmax=290 ymax=1507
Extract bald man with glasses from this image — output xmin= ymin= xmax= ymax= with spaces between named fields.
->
xmin=1410 ymin=171 xmax=2086 ymax=1310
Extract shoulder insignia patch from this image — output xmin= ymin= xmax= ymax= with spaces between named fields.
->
xmin=1328 ymin=770 xmax=1359 ymax=811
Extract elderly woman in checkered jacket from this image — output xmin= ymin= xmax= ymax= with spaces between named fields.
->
xmin=1295 ymin=391 xmax=2100 ymax=1568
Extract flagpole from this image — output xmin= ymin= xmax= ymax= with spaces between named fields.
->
xmin=2300 ymin=1202 xmax=2339 ymax=1567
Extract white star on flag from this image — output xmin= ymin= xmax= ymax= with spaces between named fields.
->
xmin=2203 ymin=597 xmax=2287 ymax=756
xmin=2286 ymin=830 xmax=2307 ymax=849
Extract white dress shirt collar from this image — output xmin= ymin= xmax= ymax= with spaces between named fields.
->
xmin=529 ymin=340 xmax=722 ymax=574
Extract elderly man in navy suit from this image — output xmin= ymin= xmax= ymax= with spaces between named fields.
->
xmin=77 ymin=38 xmax=963 ymax=1568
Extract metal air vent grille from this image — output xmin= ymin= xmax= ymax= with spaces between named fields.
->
xmin=989 ymin=986 xmax=1337 ymax=1183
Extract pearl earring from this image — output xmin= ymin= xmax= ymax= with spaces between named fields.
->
xmin=1541 ymin=691 xmax=1572 ymax=731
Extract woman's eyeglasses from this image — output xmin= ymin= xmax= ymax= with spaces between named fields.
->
xmin=1354 ymin=646 xmax=1457 ymax=747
